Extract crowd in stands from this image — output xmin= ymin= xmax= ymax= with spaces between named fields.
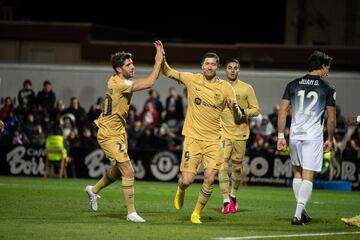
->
xmin=1 ymin=79 xmax=359 ymax=164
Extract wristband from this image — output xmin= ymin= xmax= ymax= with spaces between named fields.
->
xmin=278 ymin=132 xmax=285 ymax=138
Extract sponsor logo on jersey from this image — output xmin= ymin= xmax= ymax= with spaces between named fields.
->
xmin=293 ymin=131 xmax=307 ymax=136
xmin=195 ymin=98 xmax=202 ymax=105
xmin=202 ymin=101 xmax=217 ymax=109
xmin=194 ymin=97 xmax=217 ymax=109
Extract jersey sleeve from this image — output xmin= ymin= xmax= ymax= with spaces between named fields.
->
xmin=326 ymin=86 xmax=336 ymax=107
xmin=115 ymin=79 xmax=133 ymax=93
xmin=245 ymin=85 xmax=260 ymax=117
xmin=224 ymin=81 xmax=236 ymax=101
xmin=161 ymin=60 xmax=193 ymax=86
xmin=282 ymin=82 xmax=291 ymax=100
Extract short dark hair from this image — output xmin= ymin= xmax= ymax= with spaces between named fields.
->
xmin=111 ymin=51 xmax=132 ymax=73
xmin=43 ymin=80 xmax=51 ymax=86
xmin=23 ymin=79 xmax=32 ymax=87
xmin=225 ymin=58 xmax=240 ymax=68
xmin=308 ymin=50 xmax=333 ymax=72
xmin=202 ymin=52 xmax=220 ymax=66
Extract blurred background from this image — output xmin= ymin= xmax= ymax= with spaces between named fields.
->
xmin=0 ymin=0 xmax=359 ymax=65
xmin=1 ymin=0 xmax=359 ymax=113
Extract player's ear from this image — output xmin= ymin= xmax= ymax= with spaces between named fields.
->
xmin=116 ymin=67 xmax=122 ymax=74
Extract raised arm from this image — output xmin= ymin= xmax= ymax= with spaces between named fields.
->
xmin=161 ymin=58 xmax=183 ymax=81
xmin=132 ymin=40 xmax=164 ymax=92
xmin=277 ymin=99 xmax=290 ymax=151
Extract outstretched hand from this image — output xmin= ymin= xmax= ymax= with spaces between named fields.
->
xmin=323 ymin=139 xmax=333 ymax=152
xmin=277 ymin=138 xmax=287 ymax=152
xmin=0 ymin=120 xmax=4 ymax=129
xmin=154 ymin=40 xmax=165 ymax=64
xmin=228 ymin=99 xmax=242 ymax=120
xmin=346 ymin=116 xmax=357 ymax=126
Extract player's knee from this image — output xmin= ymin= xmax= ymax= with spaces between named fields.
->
xmin=219 ymin=162 xmax=229 ymax=172
xmin=232 ymin=161 xmax=243 ymax=174
xmin=107 ymin=166 xmax=121 ymax=181
xmin=181 ymin=176 xmax=195 ymax=186
xmin=106 ymin=171 xmax=117 ymax=182
xmin=203 ymin=174 xmax=215 ymax=185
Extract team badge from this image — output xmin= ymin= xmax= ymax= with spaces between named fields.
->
xmin=214 ymin=93 xmax=221 ymax=101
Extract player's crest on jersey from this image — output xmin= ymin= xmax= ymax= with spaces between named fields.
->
xmin=214 ymin=93 xmax=221 ymax=101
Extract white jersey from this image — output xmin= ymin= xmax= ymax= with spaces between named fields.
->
xmin=282 ymin=74 xmax=336 ymax=141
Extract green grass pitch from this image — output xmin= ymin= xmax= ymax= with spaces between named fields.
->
xmin=0 ymin=176 xmax=359 ymax=240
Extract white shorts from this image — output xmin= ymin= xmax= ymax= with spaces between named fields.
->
xmin=289 ymin=139 xmax=323 ymax=172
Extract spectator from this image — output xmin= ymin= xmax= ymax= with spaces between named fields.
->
xmin=41 ymin=113 xmax=54 ymax=136
xmin=30 ymin=123 xmax=46 ymax=145
xmin=0 ymin=96 xmax=14 ymax=120
xmin=268 ymin=105 xmax=279 ymax=130
xmin=164 ymin=87 xmax=184 ymax=122
xmin=80 ymin=126 xmax=98 ymax=148
xmin=126 ymin=104 xmax=138 ymax=128
xmin=50 ymin=99 xmax=66 ymax=123
xmin=3 ymin=111 xmax=18 ymax=135
xmin=255 ymin=116 xmax=276 ymax=137
xmin=140 ymin=101 xmax=160 ymax=129
xmin=33 ymin=104 xmax=47 ymax=125
xmin=137 ymin=128 xmax=156 ymax=149
xmin=336 ymin=105 xmax=347 ymax=135
xmin=88 ymin=97 xmax=103 ymax=123
xmin=36 ymin=80 xmax=56 ymax=114
xmin=144 ymin=90 xmax=163 ymax=119
xmin=127 ymin=119 xmax=143 ymax=150
xmin=154 ymin=123 xmax=177 ymax=150
xmin=59 ymin=113 xmax=77 ymax=140
xmin=22 ymin=112 xmax=35 ymax=141
xmin=63 ymin=97 xmax=88 ymax=130
xmin=11 ymin=129 xmax=24 ymax=145
xmin=16 ymin=79 xmax=36 ymax=117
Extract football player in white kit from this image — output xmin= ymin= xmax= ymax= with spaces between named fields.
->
xmin=277 ymin=50 xmax=336 ymax=225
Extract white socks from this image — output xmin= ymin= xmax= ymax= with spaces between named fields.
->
xmin=292 ymin=178 xmax=302 ymax=201
xmin=294 ymin=179 xmax=313 ymax=219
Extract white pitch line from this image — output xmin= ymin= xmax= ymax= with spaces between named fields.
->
xmin=214 ymin=231 xmax=360 ymax=240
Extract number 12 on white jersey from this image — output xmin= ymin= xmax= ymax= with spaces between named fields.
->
xmin=297 ymin=90 xmax=318 ymax=116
